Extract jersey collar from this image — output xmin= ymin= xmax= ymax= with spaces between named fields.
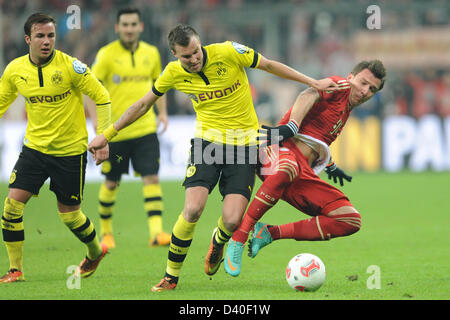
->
xmin=201 ymin=46 xmax=208 ymax=69
xmin=28 ymin=50 xmax=55 ymax=68
xmin=119 ymin=39 xmax=140 ymax=53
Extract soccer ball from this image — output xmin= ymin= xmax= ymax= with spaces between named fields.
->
xmin=286 ymin=253 xmax=326 ymax=292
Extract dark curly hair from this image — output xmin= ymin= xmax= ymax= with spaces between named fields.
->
xmin=351 ymin=60 xmax=386 ymax=91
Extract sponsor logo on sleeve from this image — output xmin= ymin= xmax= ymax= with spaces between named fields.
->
xmin=231 ymin=42 xmax=249 ymax=54
xmin=72 ymin=59 xmax=87 ymax=74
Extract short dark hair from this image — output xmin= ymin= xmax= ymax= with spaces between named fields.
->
xmin=24 ymin=13 xmax=56 ymax=37
xmin=168 ymin=24 xmax=199 ymax=51
xmin=351 ymin=59 xmax=386 ymax=91
xmin=117 ymin=8 xmax=141 ymax=22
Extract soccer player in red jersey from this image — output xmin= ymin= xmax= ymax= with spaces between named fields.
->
xmin=224 ymin=60 xmax=386 ymax=277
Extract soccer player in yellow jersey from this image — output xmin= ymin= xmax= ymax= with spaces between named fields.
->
xmin=86 ymin=8 xmax=170 ymax=249
xmin=88 ymin=24 xmax=338 ymax=291
xmin=0 ymin=13 xmax=110 ymax=283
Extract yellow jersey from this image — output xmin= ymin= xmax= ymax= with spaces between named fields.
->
xmin=0 ymin=50 xmax=110 ymax=156
xmin=92 ymin=40 xmax=162 ymax=142
xmin=153 ymin=41 xmax=260 ymax=145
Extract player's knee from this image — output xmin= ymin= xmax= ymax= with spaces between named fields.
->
xmin=341 ymin=212 xmax=362 ymax=235
xmin=104 ymin=180 xmax=119 ymax=190
xmin=220 ymin=215 xmax=240 ymax=232
xmin=183 ymin=202 xmax=205 ymax=222
xmin=356 ymin=213 xmax=362 ymax=231
xmin=222 ymin=197 xmax=248 ymax=231
xmin=327 ymin=206 xmax=361 ymax=235
xmin=143 ymin=174 xmax=159 ymax=185
xmin=3 ymin=198 xmax=25 ymax=221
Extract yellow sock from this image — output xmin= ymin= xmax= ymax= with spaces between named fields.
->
xmin=4 ymin=242 xmax=24 ymax=271
xmin=98 ymin=183 xmax=118 ymax=235
xmin=166 ymin=213 xmax=197 ymax=278
xmin=214 ymin=216 xmax=233 ymax=246
xmin=148 ymin=216 xmax=162 ymax=239
xmin=2 ymin=198 xmax=25 ymax=271
xmin=59 ymin=210 xmax=102 ymax=260
xmin=143 ymin=184 xmax=164 ymax=239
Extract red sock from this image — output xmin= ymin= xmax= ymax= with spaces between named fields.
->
xmin=232 ymin=171 xmax=291 ymax=243
xmin=270 ymin=213 xmax=361 ymax=241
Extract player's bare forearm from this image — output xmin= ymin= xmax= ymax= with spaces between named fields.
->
xmin=114 ymin=91 xmax=159 ymax=131
xmin=87 ymin=96 xmax=152 ymax=165
xmin=155 ymin=94 xmax=168 ymax=133
xmin=115 ymin=102 xmax=147 ymax=130
xmin=89 ymin=91 xmax=158 ymax=160
xmin=290 ymin=88 xmax=320 ymax=125
xmin=258 ymin=56 xmax=316 ymax=87
xmin=257 ymin=55 xmax=338 ymax=91
xmin=155 ymin=94 xmax=167 ymax=115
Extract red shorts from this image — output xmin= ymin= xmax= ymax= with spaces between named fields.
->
xmin=260 ymin=140 xmax=352 ymax=216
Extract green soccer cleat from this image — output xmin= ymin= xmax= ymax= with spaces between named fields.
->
xmin=224 ymin=239 xmax=245 ymax=277
xmin=248 ymin=222 xmax=273 ymax=258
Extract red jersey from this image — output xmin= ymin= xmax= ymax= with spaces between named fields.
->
xmin=279 ymin=76 xmax=351 ymax=146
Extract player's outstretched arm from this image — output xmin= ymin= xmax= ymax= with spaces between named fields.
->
xmin=289 ymin=87 xmax=320 ymax=125
xmin=115 ymin=90 xmax=160 ymax=132
xmin=256 ymin=55 xmax=338 ymax=91
xmin=155 ymin=94 xmax=168 ymax=134
xmin=88 ymin=91 xmax=160 ymax=164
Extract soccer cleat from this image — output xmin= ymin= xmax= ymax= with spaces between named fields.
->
xmin=101 ymin=233 xmax=116 ymax=249
xmin=248 ymin=222 xmax=273 ymax=258
xmin=149 ymin=231 xmax=171 ymax=247
xmin=204 ymin=228 xmax=224 ymax=276
xmin=151 ymin=277 xmax=177 ymax=292
xmin=75 ymin=243 xmax=108 ymax=278
xmin=0 ymin=269 xmax=24 ymax=283
xmin=224 ymin=239 xmax=245 ymax=277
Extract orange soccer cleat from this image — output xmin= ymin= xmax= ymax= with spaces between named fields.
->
xmin=0 ymin=269 xmax=24 ymax=283
xmin=75 ymin=243 xmax=108 ymax=278
xmin=149 ymin=232 xmax=171 ymax=247
xmin=204 ymin=228 xmax=224 ymax=276
xmin=151 ymin=276 xmax=177 ymax=292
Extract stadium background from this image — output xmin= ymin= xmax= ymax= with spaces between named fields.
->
xmin=0 ymin=0 xmax=449 ymax=181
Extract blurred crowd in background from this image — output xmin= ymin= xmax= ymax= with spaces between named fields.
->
xmin=1 ymin=0 xmax=449 ymax=124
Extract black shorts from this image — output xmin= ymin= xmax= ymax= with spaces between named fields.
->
xmin=8 ymin=145 xmax=87 ymax=206
xmin=101 ymin=133 xmax=160 ymax=181
xmin=182 ymin=138 xmax=257 ymax=200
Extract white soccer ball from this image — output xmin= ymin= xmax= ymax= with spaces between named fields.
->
xmin=286 ymin=253 xmax=326 ymax=292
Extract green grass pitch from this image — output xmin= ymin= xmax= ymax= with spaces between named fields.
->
xmin=0 ymin=171 xmax=449 ymax=300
